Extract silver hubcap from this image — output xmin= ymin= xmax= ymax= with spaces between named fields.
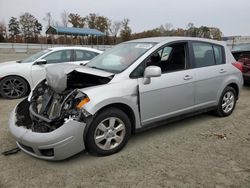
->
xmin=2 ymin=78 xmax=26 ymax=98
xmin=94 ymin=117 xmax=126 ymax=150
xmin=222 ymin=91 xmax=235 ymax=113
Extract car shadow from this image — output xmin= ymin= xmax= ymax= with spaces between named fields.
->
xmin=52 ymin=112 xmax=215 ymax=164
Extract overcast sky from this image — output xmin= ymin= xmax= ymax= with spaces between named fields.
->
xmin=0 ymin=0 xmax=249 ymax=36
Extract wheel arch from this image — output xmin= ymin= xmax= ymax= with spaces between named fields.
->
xmin=95 ymin=103 xmax=137 ymax=134
xmin=83 ymin=102 xmax=138 ymax=147
xmin=0 ymin=75 xmax=31 ymax=95
xmin=227 ymin=82 xmax=239 ymax=100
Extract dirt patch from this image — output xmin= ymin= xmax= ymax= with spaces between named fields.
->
xmin=0 ymin=53 xmax=250 ymax=187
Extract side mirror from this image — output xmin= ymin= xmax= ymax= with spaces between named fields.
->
xmin=143 ymin=66 xmax=161 ymax=84
xmin=35 ymin=59 xmax=47 ymax=65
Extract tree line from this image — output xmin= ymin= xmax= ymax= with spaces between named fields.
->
xmin=0 ymin=11 xmax=223 ymax=45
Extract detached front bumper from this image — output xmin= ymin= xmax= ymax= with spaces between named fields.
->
xmin=9 ymin=101 xmax=87 ymax=160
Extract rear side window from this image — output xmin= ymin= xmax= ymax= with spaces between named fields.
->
xmin=192 ymin=42 xmax=225 ymax=68
xmin=75 ymin=50 xmax=99 ymax=61
xmin=192 ymin=42 xmax=215 ymax=68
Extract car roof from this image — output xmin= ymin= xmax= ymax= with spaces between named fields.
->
xmin=48 ymin=46 xmax=103 ymax=53
xmin=126 ymin=36 xmax=225 ymax=46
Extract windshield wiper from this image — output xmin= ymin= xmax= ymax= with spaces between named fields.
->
xmin=87 ymin=66 xmax=118 ymax=74
xmin=88 ymin=66 xmax=108 ymax=71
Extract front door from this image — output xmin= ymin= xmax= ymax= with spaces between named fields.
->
xmin=31 ymin=49 xmax=74 ymax=86
xmin=138 ymin=42 xmax=196 ymax=126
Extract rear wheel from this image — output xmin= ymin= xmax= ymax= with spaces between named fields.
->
xmin=86 ymin=108 xmax=131 ymax=156
xmin=0 ymin=76 xmax=29 ymax=99
xmin=215 ymin=86 xmax=237 ymax=117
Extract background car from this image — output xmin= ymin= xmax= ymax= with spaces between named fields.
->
xmin=232 ymin=50 xmax=250 ymax=85
xmin=0 ymin=47 xmax=102 ymax=99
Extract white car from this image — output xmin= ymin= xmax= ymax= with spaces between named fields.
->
xmin=0 ymin=47 xmax=102 ymax=99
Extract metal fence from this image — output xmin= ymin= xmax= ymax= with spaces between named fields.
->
xmin=0 ymin=43 xmax=112 ymax=53
xmin=225 ymin=36 xmax=250 ymax=50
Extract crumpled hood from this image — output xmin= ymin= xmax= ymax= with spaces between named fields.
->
xmin=46 ymin=64 xmax=114 ymax=93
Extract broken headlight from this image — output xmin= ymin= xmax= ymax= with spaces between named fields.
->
xmin=62 ymin=90 xmax=91 ymax=119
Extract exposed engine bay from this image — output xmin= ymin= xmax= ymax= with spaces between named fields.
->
xmin=16 ymin=68 xmax=113 ymax=133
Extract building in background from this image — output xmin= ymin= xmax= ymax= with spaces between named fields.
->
xmin=223 ymin=36 xmax=250 ymax=50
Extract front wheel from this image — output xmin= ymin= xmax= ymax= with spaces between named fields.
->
xmin=86 ymin=108 xmax=131 ymax=156
xmin=215 ymin=86 xmax=237 ymax=117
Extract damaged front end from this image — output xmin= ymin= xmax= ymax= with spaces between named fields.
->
xmin=9 ymin=66 xmax=113 ymax=160
xmin=20 ymin=66 xmax=113 ymax=133
xmin=28 ymin=83 xmax=89 ymax=133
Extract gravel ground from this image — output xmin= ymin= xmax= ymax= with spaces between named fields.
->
xmin=0 ymin=53 xmax=250 ymax=188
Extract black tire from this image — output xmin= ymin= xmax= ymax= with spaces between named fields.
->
xmin=0 ymin=76 xmax=29 ymax=99
xmin=215 ymin=86 xmax=237 ymax=117
xmin=86 ymin=108 xmax=131 ymax=156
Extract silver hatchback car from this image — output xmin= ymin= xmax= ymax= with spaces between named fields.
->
xmin=9 ymin=37 xmax=243 ymax=160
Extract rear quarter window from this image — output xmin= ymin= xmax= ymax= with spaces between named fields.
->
xmin=213 ymin=45 xmax=224 ymax=65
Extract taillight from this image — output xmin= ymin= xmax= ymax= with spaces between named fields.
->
xmin=232 ymin=62 xmax=243 ymax=72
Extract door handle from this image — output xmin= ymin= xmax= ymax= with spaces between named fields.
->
xmin=183 ymin=75 xmax=193 ymax=80
xmin=219 ymin=69 xmax=226 ymax=73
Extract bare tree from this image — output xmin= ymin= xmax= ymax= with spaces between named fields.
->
xmin=61 ymin=10 xmax=68 ymax=27
xmin=120 ymin=18 xmax=132 ymax=42
xmin=186 ymin=22 xmax=194 ymax=30
xmin=110 ymin=21 xmax=121 ymax=37
xmin=43 ymin=12 xmax=52 ymax=29
xmin=164 ymin=23 xmax=173 ymax=31
xmin=68 ymin=13 xmax=82 ymax=27
xmin=109 ymin=21 xmax=122 ymax=44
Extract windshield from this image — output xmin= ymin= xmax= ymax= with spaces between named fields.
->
xmin=86 ymin=42 xmax=155 ymax=73
xmin=21 ymin=49 xmax=51 ymax=63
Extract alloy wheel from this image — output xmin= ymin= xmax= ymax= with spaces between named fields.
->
xmin=1 ymin=78 xmax=26 ymax=98
xmin=94 ymin=117 xmax=126 ymax=151
xmin=221 ymin=91 xmax=235 ymax=114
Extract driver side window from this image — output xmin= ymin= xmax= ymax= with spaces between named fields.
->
xmin=147 ymin=43 xmax=187 ymax=73
xmin=130 ymin=42 xmax=187 ymax=78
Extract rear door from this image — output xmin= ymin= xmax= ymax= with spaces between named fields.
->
xmin=137 ymin=42 xmax=196 ymax=126
xmin=190 ymin=42 xmax=227 ymax=107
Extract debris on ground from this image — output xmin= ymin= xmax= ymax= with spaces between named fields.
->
xmin=2 ymin=147 xmax=21 ymax=156
xmin=200 ymin=132 xmax=227 ymax=140
xmin=213 ymin=133 xmax=227 ymax=139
